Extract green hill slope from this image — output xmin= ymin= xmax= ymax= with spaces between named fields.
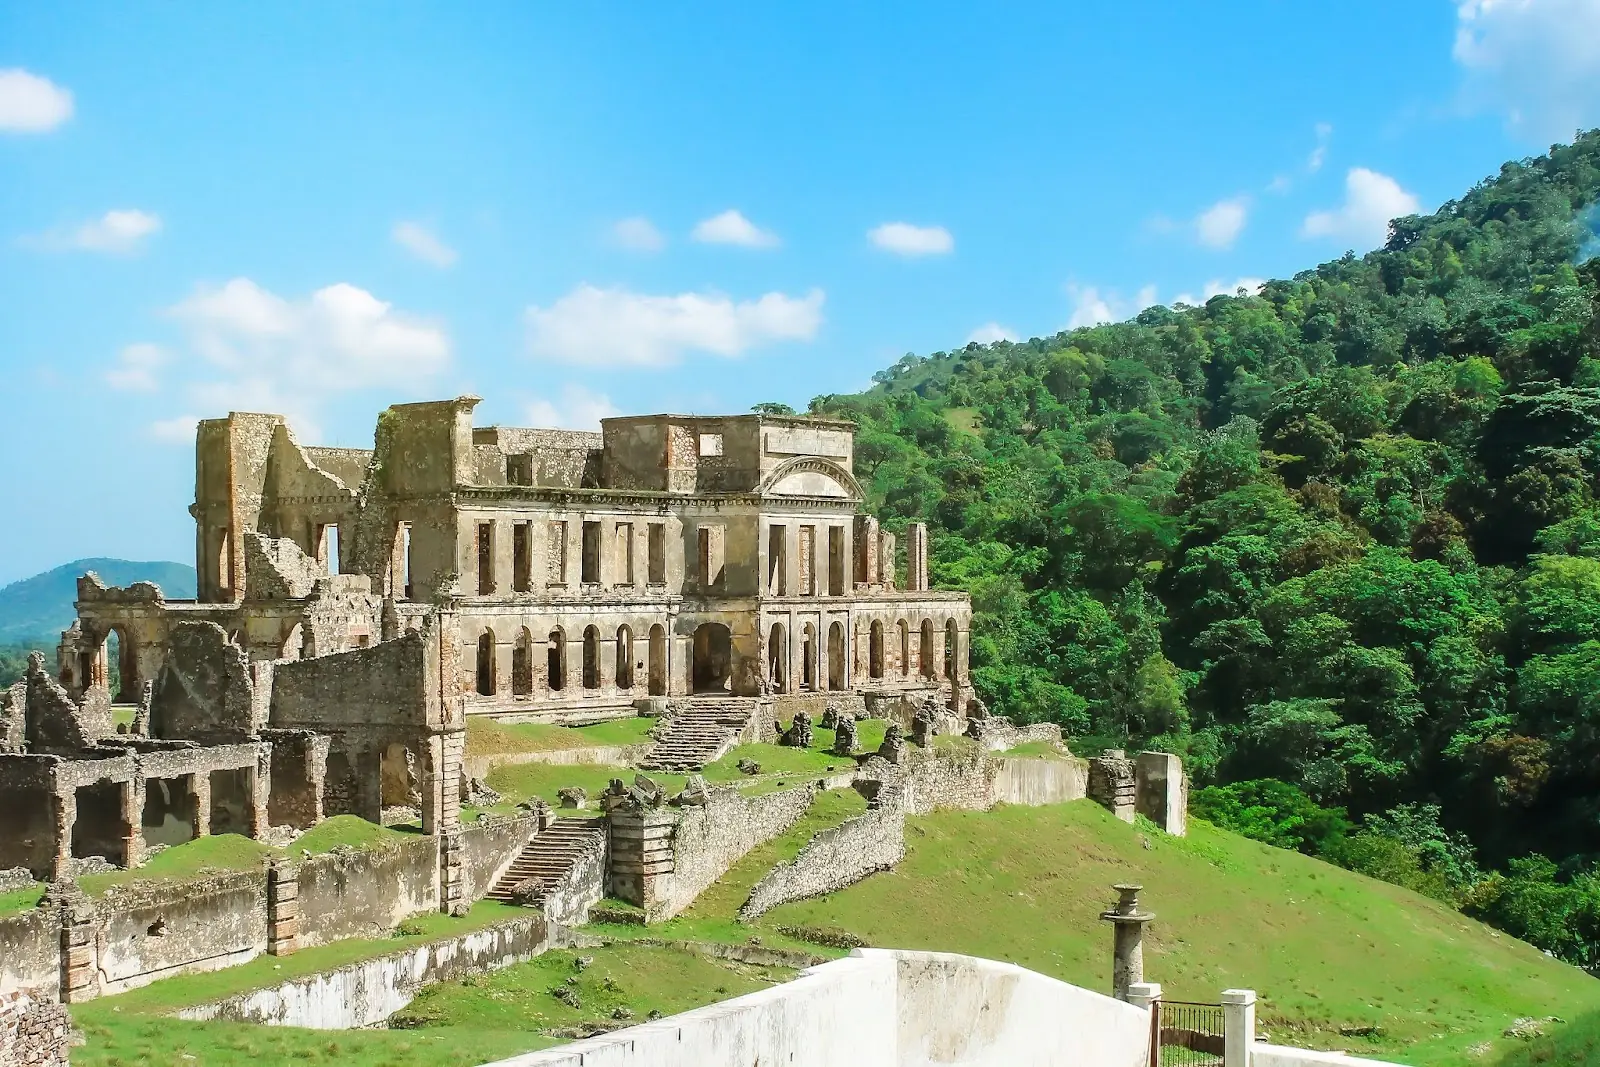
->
xmin=752 ymin=801 xmax=1600 ymax=1066
xmin=0 ymin=558 xmax=195 ymax=644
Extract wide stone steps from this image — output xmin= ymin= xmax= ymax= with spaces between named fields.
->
xmin=487 ymin=818 xmax=608 ymax=907
xmin=637 ymin=697 xmax=759 ymax=772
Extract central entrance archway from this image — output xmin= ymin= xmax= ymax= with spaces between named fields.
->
xmin=692 ymin=623 xmax=733 ymax=693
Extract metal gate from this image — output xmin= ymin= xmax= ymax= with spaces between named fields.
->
xmin=1150 ymin=1000 xmax=1226 ymax=1066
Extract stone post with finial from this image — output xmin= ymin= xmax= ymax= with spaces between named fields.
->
xmin=1099 ymin=883 xmax=1154 ymax=1001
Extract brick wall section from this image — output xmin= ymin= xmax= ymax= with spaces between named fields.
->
xmin=0 ymin=990 xmax=74 ymax=1067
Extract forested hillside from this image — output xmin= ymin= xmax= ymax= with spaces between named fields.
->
xmin=803 ymin=130 xmax=1600 ymax=969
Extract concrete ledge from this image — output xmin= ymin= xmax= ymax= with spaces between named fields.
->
xmin=1253 ymin=1044 xmax=1410 ymax=1067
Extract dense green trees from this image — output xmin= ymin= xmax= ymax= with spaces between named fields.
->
xmin=798 ymin=130 xmax=1600 ymax=968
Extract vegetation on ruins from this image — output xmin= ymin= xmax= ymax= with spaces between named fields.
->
xmin=803 ymin=130 xmax=1600 ymax=970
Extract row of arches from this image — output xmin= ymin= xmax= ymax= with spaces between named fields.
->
xmin=474 ymin=624 xmax=669 ymax=698
xmin=865 ymin=616 xmax=958 ymax=682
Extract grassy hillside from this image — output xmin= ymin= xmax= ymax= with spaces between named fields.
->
xmin=758 ymin=801 xmax=1600 ymax=1066
xmin=0 ymin=557 xmax=195 ymax=644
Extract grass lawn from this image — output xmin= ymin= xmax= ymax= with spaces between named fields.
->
xmin=758 ymin=800 xmax=1600 ymax=1066
xmin=394 ymin=943 xmax=795 ymax=1043
xmin=290 ymin=815 xmax=419 ymax=855
xmin=70 ymin=901 xmax=531 ymax=1067
xmin=481 ymin=761 xmax=686 ymax=814
xmin=702 ymin=743 xmax=856 ymax=784
xmin=1003 ymin=740 xmax=1070 ymax=759
xmin=0 ymin=882 xmax=45 ymax=916
xmin=465 ymin=716 xmax=656 ymax=759
xmin=1494 ymin=1009 xmax=1600 ymax=1066
xmin=79 ymin=834 xmax=276 ymax=895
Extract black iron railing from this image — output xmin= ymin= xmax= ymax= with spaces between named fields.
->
xmin=1151 ymin=1000 xmax=1226 ymax=1067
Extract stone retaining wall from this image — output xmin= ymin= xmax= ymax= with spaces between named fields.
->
xmin=739 ymin=803 xmax=905 ymax=920
xmin=0 ymin=905 xmax=58 ymax=999
xmin=0 ymin=990 xmax=73 ymax=1066
xmin=295 ymin=835 xmax=440 ymax=948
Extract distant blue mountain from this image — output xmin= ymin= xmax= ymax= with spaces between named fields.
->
xmin=0 ymin=558 xmax=196 ymax=646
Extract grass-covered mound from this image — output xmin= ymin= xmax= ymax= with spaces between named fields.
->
xmin=761 ymin=801 xmax=1600 ymax=1066
xmin=78 ymin=834 xmax=277 ymax=895
xmin=465 ymin=716 xmax=656 ymax=759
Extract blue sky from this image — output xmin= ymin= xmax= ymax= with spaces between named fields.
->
xmin=1 ymin=1 xmax=1598 ymax=584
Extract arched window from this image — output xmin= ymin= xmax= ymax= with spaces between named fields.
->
xmin=768 ymin=622 xmax=787 ymax=694
xmin=800 ymin=623 xmax=818 ymax=691
xmin=647 ymin=624 xmax=667 ymax=696
xmin=547 ymin=628 xmax=566 ymax=692
xmin=615 ymin=626 xmax=634 ymax=690
xmin=692 ymin=623 xmax=733 ymax=693
xmin=512 ymin=628 xmax=533 ymax=697
xmin=897 ymin=619 xmax=910 ymax=677
xmin=919 ymin=619 xmax=936 ymax=679
xmin=828 ymin=621 xmax=846 ymax=691
xmin=945 ymin=618 xmax=959 ymax=680
xmin=476 ymin=629 xmax=496 ymax=696
xmin=869 ymin=620 xmax=884 ymax=679
xmin=582 ymin=626 xmax=600 ymax=690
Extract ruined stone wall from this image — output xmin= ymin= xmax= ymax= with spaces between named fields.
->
xmin=97 ymin=871 xmax=268 ymax=995
xmin=993 ymin=757 xmax=1089 ymax=806
xmin=0 ymin=906 xmax=58 ymax=998
xmin=541 ymin=832 xmax=607 ymax=927
xmin=0 ymin=990 xmax=74 ymax=1067
xmin=270 ymin=628 xmax=432 ymax=729
xmin=294 ymin=835 xmax=440 ymax=948
xmin=896 ymin=748 xmax=999 ymax=814
xmin=739 ymin=800 xmax=905 ymax=920
xmin=655 ymin=784 xmax=817 ymax=919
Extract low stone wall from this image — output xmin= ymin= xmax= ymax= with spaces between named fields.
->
xmin=0 ymin=905 xmax=58 ymax=998
xmin=98 ymin=870 xmax=268 ymax=995
xmin=482 ymin=949 xmax=1151 ymax=1067
xmin=543 ymin=835 xmax=607 ymax=927
xmin=456 ymin=814 xmax=539 ymax=904
xmin=655 ymin=785 xmax=817 ymax=919
xmin=897 ymin=748 xmax=998 ymax=813
xmin=739 ymin=804 xmax=905 ymax=920
xmin=1253 ymin=1044 xmax=1408 ymax=1067
xmin=296 ymin=835 xmax=440 ymax=948
xmin=462 ymin=745 xmax=648 ymax=781
xmin=178 ymin=916 xmax=549 ymax=1030
xmin=993 ymin=757 xmax=1088 ymax=806
xmin=0 ymin=990 xmax=73 ymax=1066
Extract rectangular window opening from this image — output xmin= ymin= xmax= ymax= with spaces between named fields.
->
xmin=768 ymin=524 xmax=787 ymax=595
xmin=798 ymin=525 xmax=816 ymax=596
xmin=547 ymin=521 xmax=568 ymax=586
xmin=581 ymin=520 xmax=602 ymax=584
xmin=513 ymin=522 xmax=531 ymax=592
xmin=616 ymin=522 xmax=634 ymax=585
xmin=827 ymin=526 xmax=845 ymax=597
xmin=698 ymin=433 xmax=723 ymax=457
xmin=506 ymin=454 xmax=533 ymax=486
xmin=698 ymin=524 xmax=726 ymax=591
xmin=647 ymin=523 xmax=666 ymax=584
xmin=476 ymin=523 xmax=495 ymax=595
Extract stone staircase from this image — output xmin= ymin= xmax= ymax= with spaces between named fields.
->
xmin=487 ymin=817 xmax=608 ymax=908
xmin=638 ymin=697 xmax=757 ymax=771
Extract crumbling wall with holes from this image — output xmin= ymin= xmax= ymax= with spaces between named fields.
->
xmin=95 ymin=871 xmax=268 ymax=996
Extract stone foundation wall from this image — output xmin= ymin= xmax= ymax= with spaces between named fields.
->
xmin=542 ymin=834 xmax=607 ymax=927
xmin=653 ymin=784 xmax=817 ymax=919
xmin=739 ymin=803 xmax=905 ymax=920
xmin=295 ymin=836 xmax=440 ymax=948
xmin=0 ymin=906 xmax=58 ymax=999
xmin=993 ymin=757 xmax=1088 ymax=806
xmin=456 ymin=813 xmax=539 ymax=904
xmin=97 ymin=871 xmax=268 ymax=995
xmin=0 ymin=990 xmax=74 ymax=1067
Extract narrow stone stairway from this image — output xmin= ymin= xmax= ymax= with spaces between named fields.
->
xmin=487 ymin=817 xmax=608 ymax=908
xmin=638 ymin=697 xmax=756 ymax=771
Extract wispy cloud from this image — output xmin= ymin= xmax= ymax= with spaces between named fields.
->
xmin=526 ymin=284 xmax=824 ymax=367
xmin=691 ymin=209 xmax=780 ymax=248
xmin=966 ymin=322 xmax=1018 ymax=345
xmin=868 ymin=222 xmax=955 ymax=256
xmin=104 ymin=343 xmax=170 ymax=392
xmin=524 ymin=384 xmax=620 ymax=431
xmin=391 ymin=221 xmax=458 ymax=267
xmin=1302 ymin=167 xmax=1421 ymax=250
xmin=1454 ymin=0 xmax=1600 ymax=140
xmin=1196 ymin=197 xmax=1250 ymax=250
xmin=0 ymin=69 xmax=72 ymax=133
xmin=612 ymin=216 xmax=665 ymax=252
xmin=24 ymin=209 xmax=161 ymax=254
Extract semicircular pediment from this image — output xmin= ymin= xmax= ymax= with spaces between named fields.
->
xmin=760 ymin=456 xmax=862 ymax=499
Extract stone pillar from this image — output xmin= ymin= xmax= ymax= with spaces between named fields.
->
xmin=248 ymin=749 xmax=272 ymax=839
xmin=1098 ymin=883 xmax=1153 ymax=1001
xmin=1088 ymin=750 xmax=1138 ymax=823
xmin=905 ymin=523 xmax=929 ymax=591
xmin=608 ymin=808 xmax=678 ymax=920
xmin=421 ymin=730 xmax=464 ymax=836
xmin=354 ymin=746 xmax=384 ymax=824
xmin=120 ymin=778 xmax=145 ymax=869
xmin=266 ymin=859 xmax=299 ymax=956
xmin=1127 ymin=980 xmax=1162 ymax=1011
xmin=189 ymin=772 xmax=212 ymax=838
xmin=854 ymin=516 xmax=879 ymax=588
xmin=1221 ymin=988 xmax=1256 ymax=1067
xmin=56 ymin=887 xmax=97 ymax=1004
xmin=50 ymin=790 xmax=76 ymax=883
xmin=879 ymin=531 xmax=896 ymax=589
xmin=438 ymin=829 xmax=466 ymax=916
xmin=1136 ymin=751 xmax=1188 ymax=836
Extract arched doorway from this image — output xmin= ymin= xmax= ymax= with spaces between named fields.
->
xmin=647 ymin=624 xmax=667 ymax=696
xmin=898 ymin=619 xmax=910 ymax=677
xmin=547 ymin=628 xmax=566 ymax=692
xmin=582 ymin=626 xmax=600 ymax=689
xmin=100 ymin=626 xmax=139 ymax=702
xmin=475 ymin=629 xmax=496 ymax=696
xmin=512 ymin=628 xmax=533 ymax=697
xmin=800 ymin=623 xmax=817 ymax=691
xmin=767 ymin=622 xmax=787 ymax=694
xmin=944 ymin=619 xmax=959 ymax=680
xmin=615 ymin=626 xmax=634 ymax=690
xmin=827 ymin=621 xmax=846 ymax=691
xmin=280 ymin=623 xmax=303 ymax=662
xmin=869 ymin=620 xmax=884 ymax=679
xmin=919 ymin=619 xmax=936 ymax=679
xmin=692 ymin=623 xmax=733 ymax=693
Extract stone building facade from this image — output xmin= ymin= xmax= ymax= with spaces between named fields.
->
xmin=1 ymin=398 xmax=969 ymax=884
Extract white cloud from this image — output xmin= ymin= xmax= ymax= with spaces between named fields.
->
xmin=1307 ymin=122 xmax=1333 ymax=172
xmin=526 ymin=284 xmax=824 ymax=367
xmin=1454 ymin=0 xmax=1600 ymax=140
xmin=150 ymin=415 xmax=201 ymax=444
xmin=1196 ymin=197 xmax=1250 ymax=250
xmin=25 ymin=209 xmax=162 ymax=254
xmin=966 ymin=322 xmax=1018 ymax=345
xmin=691 ymin=209 xmax=779 ymax=248
xmin=1172 ymin=277 xmax=1267 ymax=307
xmin=524 ymin=384 xmax=621 ymax=431
xmin=391 ymin=221 xmax=458 ymax=267
xmin=142 ymin=278 xmax=451 ymax=440
xmin=1302 ymin=168 xmax=1421 ymax=250
xmin=0 ymin=69 xmax=73 ymax=133
xmin=1065 ymin=284 xmax=1161 ymax=330
xmin=612 ymin=216 xmax=665 ymax=252
xmin=868 ymin=222 xmax=955 ymax=256
xmin=105 ymin=343 xmax=170 ymax=392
